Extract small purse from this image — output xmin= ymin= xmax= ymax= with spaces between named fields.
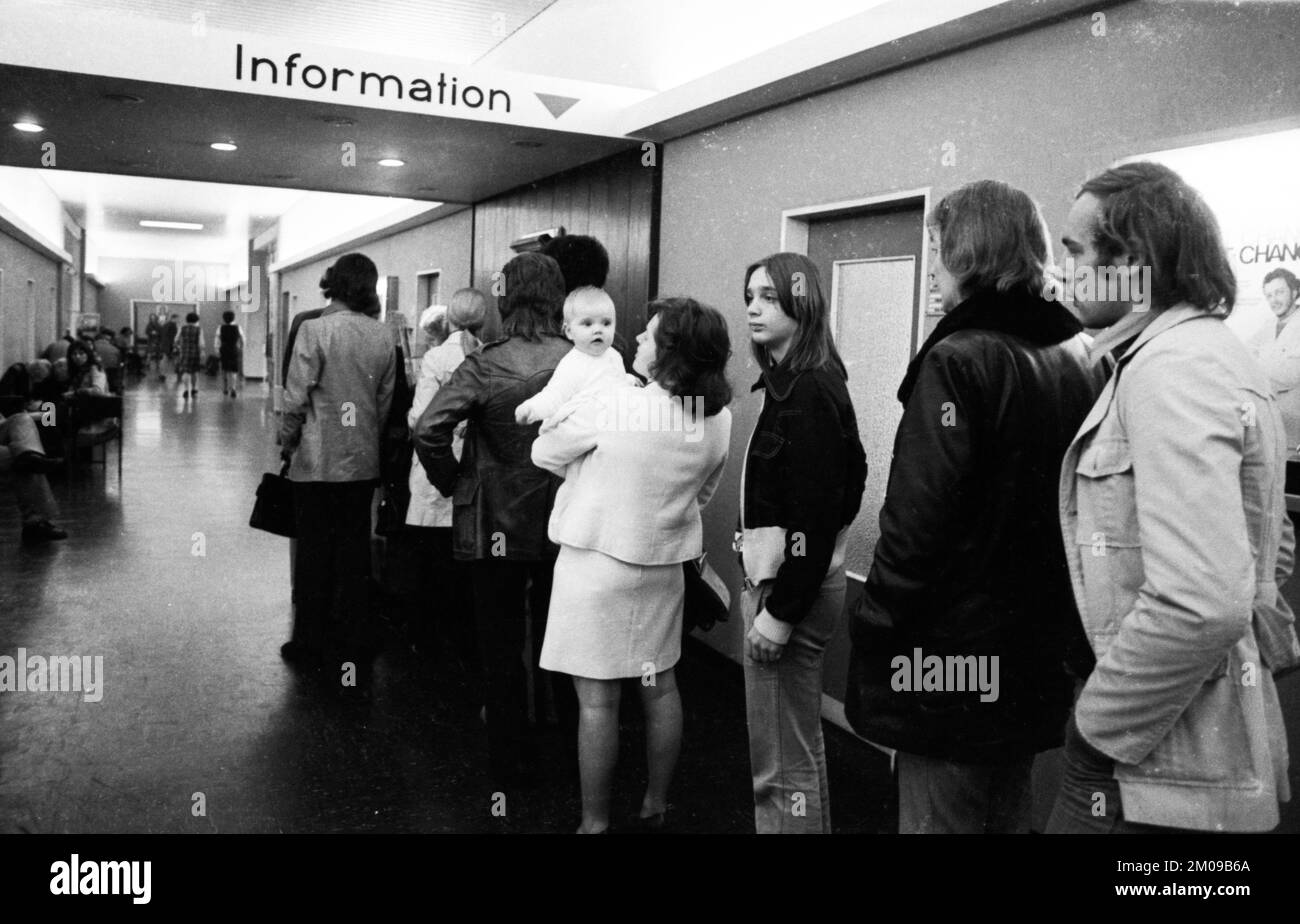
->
xmin=683 ymin=553 xmax=731 ymax=633
xmin=249 ymin=460 xmax=297 ymax=538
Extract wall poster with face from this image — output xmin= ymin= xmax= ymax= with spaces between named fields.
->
xmin=1133 ymin=128 xmax=1300 ymax=346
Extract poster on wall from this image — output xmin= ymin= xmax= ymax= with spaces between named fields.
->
xmin=1135 ymin=128 xmax=1300 ymax=346
xmin=75 ymin=311 xmax=100 ymax=337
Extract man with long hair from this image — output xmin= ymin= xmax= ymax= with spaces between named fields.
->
xmin=846 ymin=181 xmax=1105 ymax=833
xmin=1049 ymin=162 xmax=1297 ymax=833
xmin=415 ymin=252 xmax=575 ymax=787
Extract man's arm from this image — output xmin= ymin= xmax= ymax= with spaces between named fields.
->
xmin=1074 ymin=347 xmax=1255 ymax=765
xmin=754 ymin=380 xmax=861 ymax=643
xmin=414 ymin=354 xmax=484 ymax=496
xmin=279 ymin=322 xmax=321 ymax=453
xmin=530 ymin=394 xmax=601 ymax=476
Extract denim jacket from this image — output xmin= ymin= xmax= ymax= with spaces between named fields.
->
xmin=1060 ymin=303 xmax=1298 ymax=831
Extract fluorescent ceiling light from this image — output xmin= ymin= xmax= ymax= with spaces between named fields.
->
xmin=378 ymin=158 xmax=405 ymax=167
xmin=140 ymin=220 xmax=204 ymax=230
xmin=13 ymin=121 xmax=44 ymax=132
xmin=210 ymin=142 xmax=237 ymax=151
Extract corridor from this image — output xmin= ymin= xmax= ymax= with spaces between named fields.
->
xmin=0 ymin=377 xmax=894 ymax=833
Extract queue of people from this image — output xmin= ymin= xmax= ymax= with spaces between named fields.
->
xmin=273 ymin=160 xmax=1298 ymax=835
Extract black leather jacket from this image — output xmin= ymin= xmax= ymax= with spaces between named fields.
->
xmin=741 ymin=361 xmax=867 ymax=625
xmin=413 ymin=334 xmax=571 ymax=561
xmin=845 ymin=289 xmax=1109 ymax=762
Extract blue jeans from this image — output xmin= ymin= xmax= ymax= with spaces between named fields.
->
xmin=742 ymin=566 xmax=844 ymax=834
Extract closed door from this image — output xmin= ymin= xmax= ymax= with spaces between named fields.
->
xmin=806 ymin=204 xmax=924 ymax=706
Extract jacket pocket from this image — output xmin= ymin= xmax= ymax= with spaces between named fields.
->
xmin=1074 ymin=438 xmax=1141 ymax=549
xmin=751 ymin=430 xmax=785 ymax=460
xmin=1074 ymin=438 xmax=1143 ymax=632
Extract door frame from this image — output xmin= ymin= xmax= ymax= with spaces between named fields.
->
xmin=779 ymin=186 xmax=931 ymax=356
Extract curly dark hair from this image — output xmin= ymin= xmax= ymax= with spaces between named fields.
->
xmin=320 ymin=252 xmax=381 ymax=315
xmin=500 ymin=252 xmax=565 ymax=341
xmin=541 ymin=234 xmax=609 ymax=293
xmin=646 ymin=297 xmax=732 ymax=417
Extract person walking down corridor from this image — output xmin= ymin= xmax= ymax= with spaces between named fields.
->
xmin=738 ymin=252 xmax=867 ymax=834
xmin=175 ymin=312 xmax=204 ymax=399
xmin=161 ymin=313 xmax=179 ymax=384
xmin=219 ymin=310 xmax=244 ymax=398
xmin=279 ymin=253 xmax=396 ymax=692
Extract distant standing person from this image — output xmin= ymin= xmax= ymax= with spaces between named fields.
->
xmin=175 ymin=312 xmax=204 ymax=399
xmin=219 ymin=310 xmax=244 ymax=398
xmin=145 ymin=315 xmax=163 ymax=379
xmin=402 ymin=291 xmax=488 ymax=660
xmin=161 ymin=313 xmax=179 ymax=383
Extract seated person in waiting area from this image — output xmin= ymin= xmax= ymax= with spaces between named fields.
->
xmin=0 ymin=409 xmax=66 ymax=542
xmin=514 ymin=286 xmax=633 ymax=424
xmin=0 ymin=360 xmax=64 ymax=455
xmin=63 ymin=341 xmax=119 ymax=426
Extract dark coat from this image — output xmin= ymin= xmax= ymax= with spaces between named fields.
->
xmin=845 ymin=288 xmax=1108 ymax=762
xmin=741 ymin=362 xmax=867 ymax=625
xmin=413 ymin=334 xmax=571 ymax=561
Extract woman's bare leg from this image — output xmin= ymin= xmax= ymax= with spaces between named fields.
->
xmin=573 ymin=675 xmax=620 ymax=833
xmin=638 ymin=666 xmax=681 ymax=818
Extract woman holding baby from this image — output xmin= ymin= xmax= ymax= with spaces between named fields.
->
xmin=531 ymin=297 xmax=733 ymax=833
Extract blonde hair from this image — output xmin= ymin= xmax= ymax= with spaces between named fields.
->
xmin=448 ymin=288 xmax=488 ymax=333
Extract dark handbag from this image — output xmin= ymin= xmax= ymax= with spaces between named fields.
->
xmin=250 ymin=461 xmax=296 ymax=538
xmin=682 ymin=553 xmax=731 ymax=633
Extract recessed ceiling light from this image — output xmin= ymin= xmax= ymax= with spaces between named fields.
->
xmin=511 ymin=140 xmax=544 ymax=149
xmin=210 ymin=142 xmax=237 ymax=151
xmin=13 ymin=122 xmax=43 ymax=133
xmin=264 ymin=174 xmax=301 ymax=181
xmin=321 ymin=116 xmax=356 ymax=127
xmin=140 ymin=220 xmax=204 ymax=230
xmin=378 ymin=158 xmax=404 ymax=167
xmin=104 ymin=93 xmax=144 ymax=104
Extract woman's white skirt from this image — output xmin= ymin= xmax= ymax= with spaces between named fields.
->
xmin=540 ymin=543 xmax=684 ymax=680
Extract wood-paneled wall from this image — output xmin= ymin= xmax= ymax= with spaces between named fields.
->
xmin=471 ymin=148 xmax=656 ymax=352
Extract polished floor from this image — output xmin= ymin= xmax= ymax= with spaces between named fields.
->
xmin=0 ymin=374 xmax=894 ymax=833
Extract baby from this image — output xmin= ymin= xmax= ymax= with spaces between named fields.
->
xmin=515 ymin=286 xmax=632 ymax=424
